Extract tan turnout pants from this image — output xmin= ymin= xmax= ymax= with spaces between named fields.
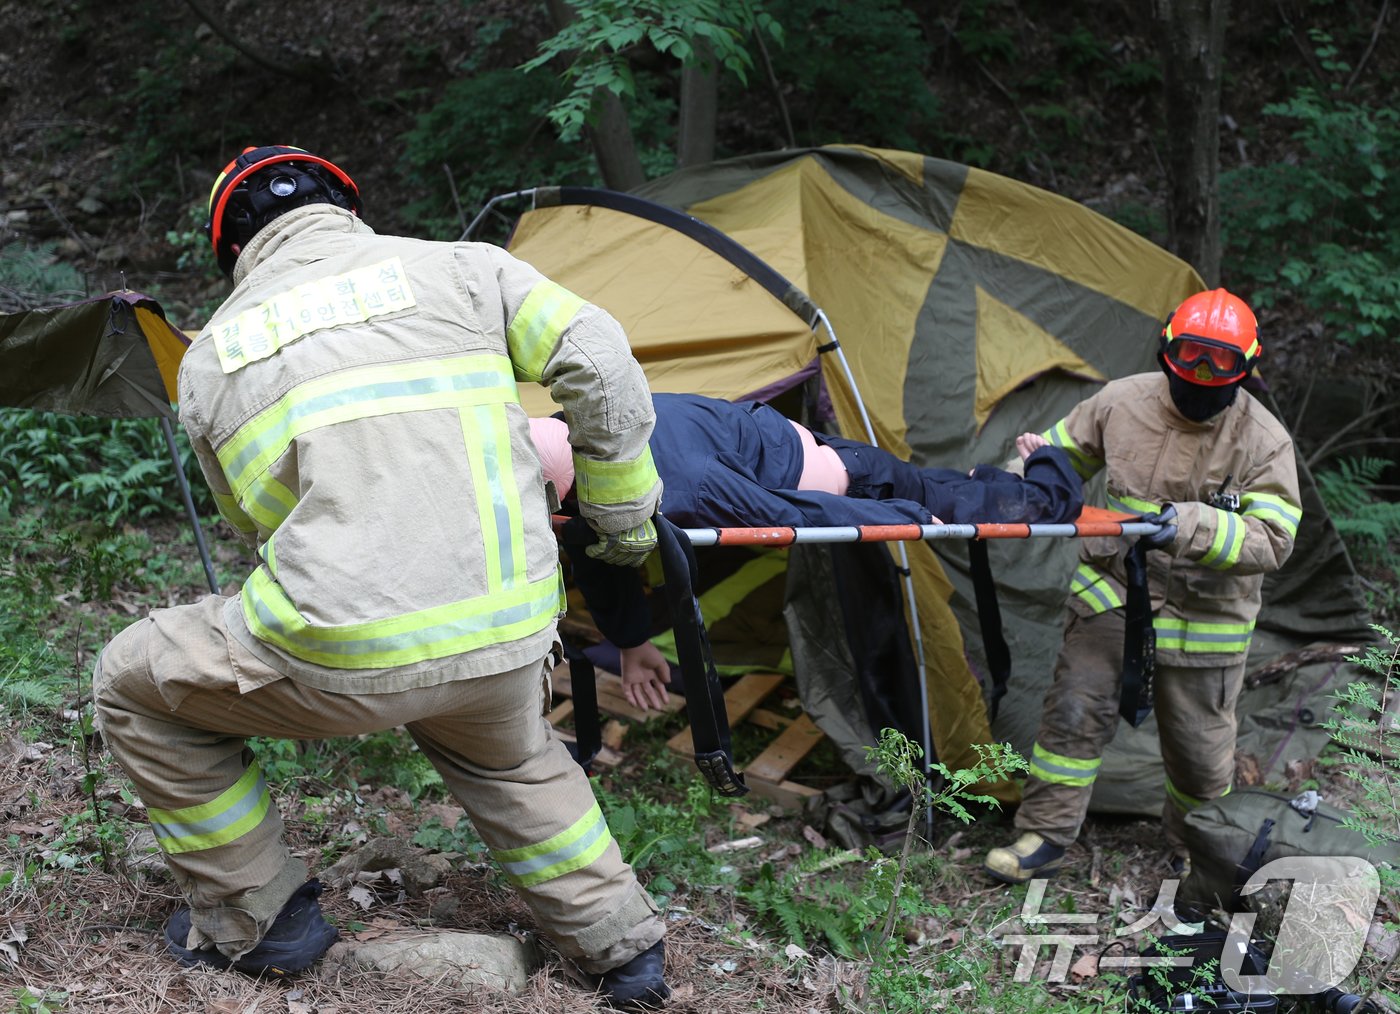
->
xmin=1014 ymin=608 xmax=1247 ymax=853
xmin=93 ymin=595 xmax=662 ymax=972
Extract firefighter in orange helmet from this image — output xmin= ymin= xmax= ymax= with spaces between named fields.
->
xmin=984 ymin=289 xmax=1302 ymax=883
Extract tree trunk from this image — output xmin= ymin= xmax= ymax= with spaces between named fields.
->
xmin=544 ymin=0 xmax=646 ymax=191
xmin=1154 ymin=0 xmax=1229 ymax=286
xmin=677 ymin=42 xmax=717 ymax=168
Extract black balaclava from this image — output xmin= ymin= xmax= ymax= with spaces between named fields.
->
xmin=1162 ymin=359 xmax=1240 ymax=422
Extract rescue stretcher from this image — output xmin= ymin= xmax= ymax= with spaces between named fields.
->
xmin=561 ymin=507 xmax=1166 ymax=799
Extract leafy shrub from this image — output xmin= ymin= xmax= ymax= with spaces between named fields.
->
xmin=762 ymin=0 xmax=937 ymax=150
xmin=3 ymin=512 xmax=154 ymax=608
xmin=598 ymin=777 xmax=733 ymax=898
xmin=252 ymin=731 xmax=445 ymax=801
xmin=0 ymin=409 xmax=209 ymax=522
xmin=398 ymin=66 xmax=600 ymax=242
xmin=523 ymin=0 xmax=783 ymax=143
xmin=1222 ymin=32 xmax=1400 ymax=345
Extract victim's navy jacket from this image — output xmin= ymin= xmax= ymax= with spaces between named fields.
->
xmin=566 ymin=393 xmax=1083 ymax=649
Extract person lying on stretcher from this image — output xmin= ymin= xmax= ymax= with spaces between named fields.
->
xmin=531 ymin=392 xmax=1082 ymax=710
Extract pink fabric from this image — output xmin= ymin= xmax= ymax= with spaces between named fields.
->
xmin=529 ymin=416 xmax=575 ymax=498
xmin=788 ymin=420 xmax=849 ymax=496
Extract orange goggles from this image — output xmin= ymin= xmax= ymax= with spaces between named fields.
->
xmin=1164 ymin=336 xmax=1248 ymax=382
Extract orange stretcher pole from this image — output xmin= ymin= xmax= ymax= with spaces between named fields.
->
xmin=676 ymin=506 xmax=1157 ymax=547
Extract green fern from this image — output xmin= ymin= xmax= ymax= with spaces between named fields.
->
xmin=0 ymin=409 xmax=212 ymax=521
xmin=738 ymin=847 xmax=913 ymax=957
xmin=1316 ymin=457 xmax=1400 ymax=619
xmin=0 ymin=678 xmax=65 ymax=711
xmin=1317 ymin=457 xmax=1395 ymax=520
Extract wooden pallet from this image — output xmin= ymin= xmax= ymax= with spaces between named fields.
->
xmin=547 ymin=662 xmax=827 ymax=810
xmin=666 ymin=672 xmax=826 ymax=811
xmin=546 ymin=663 xmax=682 ymax=769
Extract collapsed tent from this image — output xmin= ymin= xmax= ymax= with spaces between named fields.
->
xmin=0 ymin=292 xmax=218 ymax=593
xmin=499 ymin=144 xmax=1373 ymax=814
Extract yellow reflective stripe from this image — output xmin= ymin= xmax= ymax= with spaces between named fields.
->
xmin=507 ymin=281 xmax=587 ymax=382
xmin=1153 ymin=617 xmax=1254 ymax=654
xmin=217 ymin=355 xmax=519 ymax=496
xmin=1070 ymin=563 xmax=1123 ymax=613
xmin=573 ymin=445 xmax=660 ymax=506
xmin=1042 ymin=420 xmax=1103 ymax=479
xmin=211 ymin=490 xmax=257 ymax=534
xmin=147 ymin=762 xmax=271 ymax=855
xmin=493 ymin=802 xmax=613 ymax=888
xmin=1107 ymin=492 xmax=1159 ymax=516
xmin=652 ymin=551 xmax=788 ymax=663
xmin=241 ymin=566 xmax=561 ymax=669
xmin=260 ymin=534 xmax=277 ymax=576
xmin=240 ymin=474 xmax=299 ymax=532
xmin=208 ymin=167 xmax=230 ymax=209
xmin=1199 ymin=507 xmax=1246 ymax=570
xmin=461 ymin=404 xmax=526 ymax=591
xmin=1029 ymin=742 xmax=1100 ymax=787
xmin=1240 ymin=492 xmax=1301 ymax=538
xmin=1165 ymin=779 xmax=1228 ymax=813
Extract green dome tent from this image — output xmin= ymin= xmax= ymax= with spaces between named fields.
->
xmin=497 ymin=144 xmax=1372 ymax=812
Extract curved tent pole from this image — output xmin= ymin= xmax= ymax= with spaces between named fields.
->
xmin=460 ymin=189 xmax=539 ymax=244
xmin=160 ymin=416 xmax=220 ymax=595
xmin=467 ymin=186 xmax=823 ymax=329
xmin=480 ymin=185 xmax=938 ymax=807
xmin=813 ymin=309 xmax=935 ymax=810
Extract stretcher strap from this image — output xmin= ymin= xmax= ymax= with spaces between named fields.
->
xmin=968 ymin=539 xmax=1011 ymax=721
xmin=654 ymin=514 xmax=748 ymax=797
xmin=560 ymin=637 xmax=601 ymax=770
xmin=1232 ymin=818 xmax=1276 ymax=912
xmin=1119 ymin=539 xmax=1157 ymax=727
xmin=551 ymin=514 xmax=745 ymax=794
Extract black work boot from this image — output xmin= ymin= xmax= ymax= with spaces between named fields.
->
xmin=595 ymin=938 xmax=670 ymax=1011
xmin=165 ymin=879 xmax=339 ymax=976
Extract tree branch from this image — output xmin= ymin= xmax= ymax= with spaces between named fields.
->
xmin=1303 ymin=401 xmax=1400 ymax=468
xmin=1307 ymin=436 xmax=1400 ymax=471
xmin=1346 ymin=0 xmax=1391 ymax=93
xmin=1272 ymin=0 xmax=1329 ymax=89
xmin=753 ymin=26 xmax=796 ymax=149
xmin=182 ymin=0 xmax=332 ymax=84
xmin=976 ymin=60 xmax=1057 ymax=190
xmin=543 ymin=0 xmax=645 ymax=190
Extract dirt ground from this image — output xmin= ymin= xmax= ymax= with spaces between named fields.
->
xmin=2 ymin=708 xmax=1220 ymax=1014
xmin=3 ymin=518 xmax=1390 ymax=1014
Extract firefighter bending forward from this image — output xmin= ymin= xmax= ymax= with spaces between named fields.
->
xmin=93 ymin=146 xmax=670 ymax=1010
xmin=983 ymin=289 xmax=1302 ymax=883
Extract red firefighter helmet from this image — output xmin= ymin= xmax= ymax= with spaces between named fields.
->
xmin=1159 ymin=289 xmax=1261 ymax=387
xmin=206 ymin=145 xmax=361 ymax=277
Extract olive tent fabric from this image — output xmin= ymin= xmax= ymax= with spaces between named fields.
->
xmin=0 ymin=291 xmax=220 ymax=594
xmin=501 ymin=145 xmax=1369 ymax=812
xmin=0 ymin=292 xmax=189 ymax=419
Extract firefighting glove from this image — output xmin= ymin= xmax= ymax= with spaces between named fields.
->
xmin=1140 ymin=503 xmax=1178 ymax=549
xmin=586 ymin=518 xmax=658 ymax=567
